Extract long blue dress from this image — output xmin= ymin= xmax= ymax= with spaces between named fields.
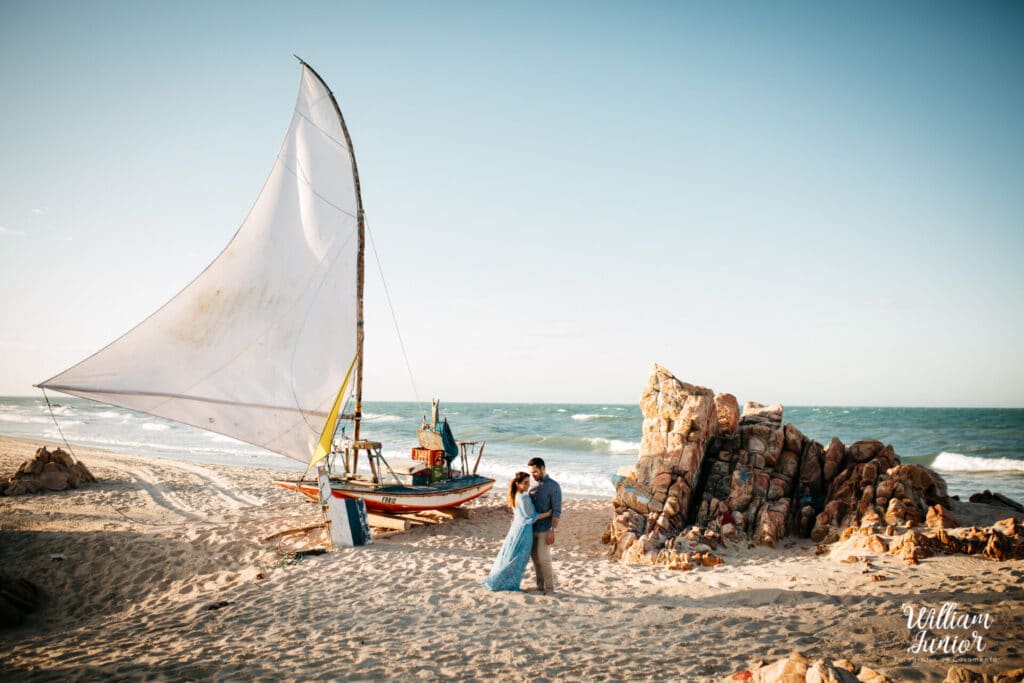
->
xmin=482 ymin=493 xmax=540 ymax=591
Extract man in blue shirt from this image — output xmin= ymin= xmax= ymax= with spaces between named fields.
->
xmin=527 ymin=456 xmax=562 ymax=595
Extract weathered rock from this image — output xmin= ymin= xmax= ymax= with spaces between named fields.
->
xmin=807 ymin=661 xmax=860 ymax=683
xmin=969 ymin=490 xmax=1024 ymax=514
xmin=610 ymin=365 xmax=720 ymax=559
xmin=857 ymin=665 xmax=891 ymax=682
xmin=823 ymin=438 xmax=846 ymax=482
xmin=992 ymin=669 xmax=1024 ymax=683
xmin=755 ymin=500 xmax=790 ymax=547
xmin=926 ymin=504 xmax=957 ymax=530
xmin=608 ymin=366 xmax=1024 ymax=562
xmin=847 ymin=440 xmax=884 ymax=464
xmin=943 ymin=666 xmax=985 ymax=683
xmin=38 ymin=468 xmax=69 ymax=491
xmin=726 ymin=655 xmax=888 ymax=683
xmin=753 ymin=652 xmax=809 ymax=683
xmin=715 ymin=393 xmax=740 ymax=435
xmin=3 ymin=447 xmax=95 ymax=496
xmin=741 ymin=402 xmax=783 ymax=425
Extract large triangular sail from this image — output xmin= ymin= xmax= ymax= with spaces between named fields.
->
xmin=39 ymin=63 xmax=362 ymax=464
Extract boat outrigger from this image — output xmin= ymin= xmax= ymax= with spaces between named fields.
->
xmin=37 ymin=59 xmax=494 ymax=515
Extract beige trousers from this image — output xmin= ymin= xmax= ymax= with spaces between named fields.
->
xmin=530 ymin=530 xmax=554 ymax=591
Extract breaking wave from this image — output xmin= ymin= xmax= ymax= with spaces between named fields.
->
xmin=363 ymin=413 xmax=403 ymax=423
xmin=931 ymin=452 xmax=1024 ymax=473
xmin=503 ymin=433 xmax=639 ymax=454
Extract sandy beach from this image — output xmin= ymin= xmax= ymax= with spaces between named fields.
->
xmin=1 ymin=434 xmax=1022 ymax=682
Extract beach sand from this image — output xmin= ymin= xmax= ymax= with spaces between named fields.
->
xmin=1 ymin=435 xmax=1022 ymax=682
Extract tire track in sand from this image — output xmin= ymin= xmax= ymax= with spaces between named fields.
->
xmin=88 ymin=453 xmax=263 ymax=523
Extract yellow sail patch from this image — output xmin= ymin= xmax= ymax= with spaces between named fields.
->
xmin=308 ymin=354 xmax=358 ymax=470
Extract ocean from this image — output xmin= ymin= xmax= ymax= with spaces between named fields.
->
xmin=2 ymin=397 xmax=1022 ymax=504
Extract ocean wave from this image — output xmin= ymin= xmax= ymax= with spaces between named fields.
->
xmin=475 ymin=461 xmax=615 ymax=498
xmin=504 ymin=433 xmax=638 ymax=454
xmin=363 ymin=413 xmax=403 ymax=423
xmin=571 ymin=414 xmax=619 ymax=421
xmin=0 ymin=414 xmax=45 ymax=424
xmin=91 ymin=410 xmax=136 ymax=420
xmin=931 ymin=452 xmax=1024 ymax=473
xmin=585 ymin=437 xmax=640 ymax=454
xmin=141 ymin=422 xmax=170 ymax=432
xmin=39 ymin=404 xmax=76 ymax=417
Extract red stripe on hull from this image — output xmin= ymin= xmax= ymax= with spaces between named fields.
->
xmin=273 ymin=480 xmax=494 ymax=514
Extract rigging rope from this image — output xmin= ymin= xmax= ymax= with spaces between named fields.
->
xmin=41 ymin=387 xmax=81 ymax=464
xmin=365 ymin=217 xmax=425 ymax=414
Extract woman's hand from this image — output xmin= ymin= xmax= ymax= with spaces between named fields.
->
xmin=538 ymin=511 xmax=552 ymax=519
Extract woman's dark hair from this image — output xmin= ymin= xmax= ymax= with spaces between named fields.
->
xmin=508 ymin=471 xmax=530 ymax=508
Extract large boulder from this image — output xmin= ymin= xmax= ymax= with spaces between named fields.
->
xmin=2 ymin=446 xmax=96 ymax=496
xmin=606 ymin=365 xmax=999 ymax=562
xmin=609 ymin=365 xmax=720 ymax=562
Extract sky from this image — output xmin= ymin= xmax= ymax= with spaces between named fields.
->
xmin=1 ymin=1 xmax=1022 ymax=407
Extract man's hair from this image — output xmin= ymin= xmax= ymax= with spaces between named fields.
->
xmin=527 ymin=457 xmax=545 ymax=469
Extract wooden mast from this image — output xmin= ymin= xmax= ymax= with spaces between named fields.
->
xmin=295 ymin=57 xmax=367 ymax=443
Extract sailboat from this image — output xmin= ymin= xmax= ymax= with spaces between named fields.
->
xmin=37 ymin=60 xmax=495 ymax=514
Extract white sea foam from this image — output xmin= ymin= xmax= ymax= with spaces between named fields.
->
xmin=932 ymin=452 xmax=1024 ymax=473
xmin=571 ymin=414 xmax=617 ymax=421
xmin=141 ymin=422 xmax=170 ymax=432
xmin=41 ymin=404 xmax=77 ymax=417
xmin=585 ymin=437 xmax=640 ymax=454
xmin=207 ymin=433 xmax=245 ymax=444
xmin=0 ymin=413 xmax=50 ymax=424
xmin=475 ymin=461 xmax=615 ymax=498
xmin=93 ymin=410 xmax=134 ymax=420
xmin=363 ymin=413 xmax=403 ymax=423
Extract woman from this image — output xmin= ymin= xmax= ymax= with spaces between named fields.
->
xmin=482 ymin=471 xmax=552 ymax=591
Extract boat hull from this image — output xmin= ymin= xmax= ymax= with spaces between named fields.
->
xmin=274 ymin=475 xmax=495 ymax=513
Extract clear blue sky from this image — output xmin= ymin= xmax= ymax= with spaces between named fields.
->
xmin=1 ymin=1 xmax=1022 ymax=407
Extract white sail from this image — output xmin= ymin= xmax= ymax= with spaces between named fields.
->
xmin=39 ymin=64 xmax=360 ymax=463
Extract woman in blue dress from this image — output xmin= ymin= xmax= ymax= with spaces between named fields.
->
xmin=482 ymin=472 xmax=552 ymax=591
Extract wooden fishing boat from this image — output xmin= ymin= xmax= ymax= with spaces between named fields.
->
xmin=38 ymin=59 xmax=494 ymax=513
xmin=277 ymin=465 xmax=494 ymax=513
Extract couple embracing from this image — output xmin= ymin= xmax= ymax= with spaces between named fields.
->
xmin=482 ymin=457 xmax=562 ymax=595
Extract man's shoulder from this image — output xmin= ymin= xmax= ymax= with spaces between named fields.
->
xmin=543 ymin=476 xmax=560 ymax=491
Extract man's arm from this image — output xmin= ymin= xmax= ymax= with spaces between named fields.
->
xmin=551 ymin=483 xmax=562 ymax=528
xmin=545 ymin=482 xmax=562 ymax=545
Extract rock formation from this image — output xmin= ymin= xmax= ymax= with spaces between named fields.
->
xmin=723 ymin=652 xmax=1024 ymax=683
xmin=1 ymin=446 xmax=96 ymax=496
xmin=722 ymin=652 xmax=891 ymax=682
xmin=834 ymin=516 xmax=1024 ymax=564
xmin=606 ymin=364 xmax=1023 ymax=564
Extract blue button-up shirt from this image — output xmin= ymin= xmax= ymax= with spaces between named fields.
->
xmin=529 ymin=475 xmax=561 ymax=533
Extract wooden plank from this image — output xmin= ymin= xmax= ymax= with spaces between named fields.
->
xmin=433 ymin=507 xmax=474 ymax=520
xmin=398 ymin=512 xmax=444 ymax=525
xmin=366 ymin=512 xmax=411 ymax=531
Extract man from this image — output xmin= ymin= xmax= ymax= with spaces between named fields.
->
xmin=527 ymin=456 xmax=561 ymax=595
